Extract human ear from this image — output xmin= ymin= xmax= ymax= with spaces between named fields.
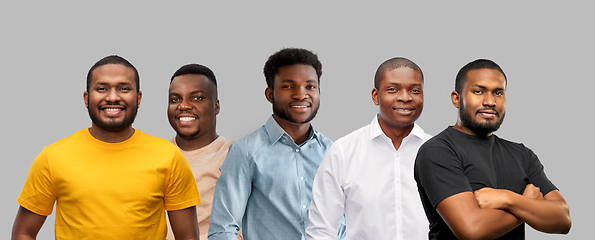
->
xmin=83 ymin=91 xmax=89 ymax=108
xmin=451 ymin=90 xmax=460 ymax=108
xmin=371 ymin=88 xmax=380 ymax=106
xmin=137 ymin=91 xmax=143 ymax=108
xmin=265 ymin=87 xmax=273 ymax=104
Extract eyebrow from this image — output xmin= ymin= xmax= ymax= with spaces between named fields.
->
xmin=386 ymin=82 xmax=423 ymax=87
xmin=169 ymin=90 xmax=207 ymax=96
xmin=280 ymin=79 xmax=318 ymax=83
xmin=472 ymin=84 xmax=505 ymax=91
xmin=94 ymin=82 xmax=133 ymax=86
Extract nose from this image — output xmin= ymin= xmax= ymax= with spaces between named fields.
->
xmin=105 ymin=89 xmax=121 ymax=102
xmin=177 ymin=98 xmax=192 ymax=110
xmin=292 ymin=87 xmax=309 ymax=100
xmin=482 ymin=93 xmax=496 ymax=107
xmin=396 ymin=90 xmax=413 ymax=102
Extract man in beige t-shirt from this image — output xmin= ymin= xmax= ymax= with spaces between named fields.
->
xmin=166 ymin=63 xmax=242 ymax=240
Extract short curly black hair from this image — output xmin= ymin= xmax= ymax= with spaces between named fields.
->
xmin=170 ymin=63 xmax=217 ymax=88
xmin=263 ymin=48 xmax=322 ymax=88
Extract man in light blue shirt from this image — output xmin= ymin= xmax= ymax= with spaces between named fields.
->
xmin=209 ymin=48 xmax=343 ymax=240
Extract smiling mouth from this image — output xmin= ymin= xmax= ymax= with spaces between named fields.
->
xmin=477 ymin=109 xmax=498 ymax=118
xmin=178 ymin=116 xmax=196 ymax=121
xmin=393 ymin=107 xmax=415 ymax=114
xmin=100 ymin=106 xmax=125 ymax=116
xmin=178 ymin=116 xmax=197 ymax=123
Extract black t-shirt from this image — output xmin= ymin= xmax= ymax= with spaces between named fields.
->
xmin=414 ymin=127 xmax=557 ymax=240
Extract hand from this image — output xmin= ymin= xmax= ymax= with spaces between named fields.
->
xmin=474 ymin=187 xmax=511 ymax=210
xmin=522 ymin=184 xmax=544 ymax=200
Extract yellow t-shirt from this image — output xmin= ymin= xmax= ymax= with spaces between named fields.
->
xmin=17 ymin=129 xmax=201 ymax=239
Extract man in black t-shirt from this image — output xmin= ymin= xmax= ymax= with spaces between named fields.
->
xmin=414 ymin=59 xmax=571 ymax=239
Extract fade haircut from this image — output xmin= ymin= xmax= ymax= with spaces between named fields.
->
xmin=263 ymin=48 xmax=322 ymax=89
xmin=86 ymin=55 xmax=140 ymax=92
xmin=170 ymin=63 xmax=217 ymax=89
xmin=374 ymin=57 xmax=423 ymax=89
xmin=455 ymin=59 xmax=507 ymax=93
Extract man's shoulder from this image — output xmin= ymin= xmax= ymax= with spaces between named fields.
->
xmin=45 ymin=129 xmax=89 ymax=150
xmin=135 ymin=130 xmax=178 ymax=149
xmin=419 ymin=127 xmax=456 ymax=150
xmin=333 ymin=123 xmax=370 ymax=147
xmin=233 ymin=125 xmax=268 ymax=145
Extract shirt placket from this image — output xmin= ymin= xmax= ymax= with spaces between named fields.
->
xmin=394 ymin=150 xmax=403 ymax=240
xmin=294 ymin=145 xmax=308 ymax=230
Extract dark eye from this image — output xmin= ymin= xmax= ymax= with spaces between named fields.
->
xmin=193 ymin=96 xmax=203 ymax=101
xmin=306 ymin=85 xmax=317 ymax=90
xmin=473 ymin=89 xmax=483 ymax=94
xmin=170 ymin=97 xmax=180 ymax=103
xmin=411 ymin=88 xmax=422 ymax=93
xmin=387 ymin=87 xmax=397 ymax=92
xmin=495 ymin=91 xmax=504 ymax=96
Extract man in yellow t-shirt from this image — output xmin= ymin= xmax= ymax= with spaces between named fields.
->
xmin=12 ymin=55 xmax=201 ymax=240
xmin=165 ymin=63 xmax=242 ymax=240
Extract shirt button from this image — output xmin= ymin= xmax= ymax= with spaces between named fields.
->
xmin=295 ymin=148 xmax=300 ymax=152
xmin=300 ymin=177 xmax=304 ymax=181
xmin=302 ymin=205 xmax=307 ymax=209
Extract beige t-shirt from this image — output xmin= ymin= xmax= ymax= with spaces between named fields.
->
xmin=166 ymin=136 xmax=242 ymax=240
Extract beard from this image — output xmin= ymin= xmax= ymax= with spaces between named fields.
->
xmin=88 ymin=100 xmax=138 ymax=133
xmin=176 ymin=127 xmax=201 ymax=140
xmin=459 ymin=100 xmax=505 ymax=137
xmin=272 ymin=97 xmax=320 ymax=124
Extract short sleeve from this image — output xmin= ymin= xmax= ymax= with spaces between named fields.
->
xmin=523 ymin=145 xmax=557 ymax=195
xmin=17 ymin=148 xmax=57 ymax=216
xmin=164 ymin=149 xmax=201 ymax=211
xmin=415 ymin=143 xmax=473 ymax=208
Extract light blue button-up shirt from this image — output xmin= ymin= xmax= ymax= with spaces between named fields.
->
xmin=209 ymin=116 xmax=343 ymax=240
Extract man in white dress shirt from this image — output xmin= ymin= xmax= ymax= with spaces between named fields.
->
xmin=306 ymin=57 xmax=431 ymax=240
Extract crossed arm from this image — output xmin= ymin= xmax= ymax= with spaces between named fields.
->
xmin=474 ymin=184 xmax=571 ymax=234
xmin=436 ymin=184 xmax=571 ymax=240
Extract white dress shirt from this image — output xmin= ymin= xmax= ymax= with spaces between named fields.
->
xmin=306 ymin=116 xmax=431 ymax=240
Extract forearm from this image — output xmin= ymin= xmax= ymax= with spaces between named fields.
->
xmin=455 ymin=208 xmax=522 ymax=240
xmin=504 ymin=191 xmax=571 ymax=234
xmin=437 ymin=192 xmax=522 ymax=240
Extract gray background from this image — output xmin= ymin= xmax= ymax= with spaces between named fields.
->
xmin=1 ymin=1 xmax=591 ymax=239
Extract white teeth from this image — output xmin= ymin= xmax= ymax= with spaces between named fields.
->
xmin=104 ymin=108 xmax=121 ymax=112
xmin=292 ymin=106 xmax=307 ymax=108
xmin=395 ymin=109 xmax=412 ymax=111
xmin=179 ymin=117 xmax=196 ymax=121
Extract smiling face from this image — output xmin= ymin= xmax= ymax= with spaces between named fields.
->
xmin=84 ymin=64 xmax=141 ymax=133
xmin=372 ymin=67 xmax=424 ymax=129
xmin=266 ymin=64 xmax=320 ymax=126
xmin=168 ymin=74 xmax=219 ymax=141
xmin=452 ymin=68 xmax=507 ymax=136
